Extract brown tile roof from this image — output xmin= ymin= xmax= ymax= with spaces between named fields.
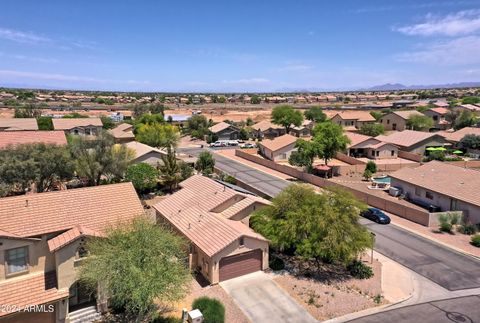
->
xmin=391 ymin=110 xmax=424 ymax=120
xmin=47 ymin=225 xmax=104 ymax=252
xmin=459 ymin=104 xmax=480 ymax=112
xmin=0 ymin=118 xmax=38 ymax=131
xmin=124 ymin=141 xmax=165 ymax=159
xmin=331 ymin=111 xmax=375 ymax=122
xmin=109 ymin=123 xmax=135 ymax=139
xmin=439 ymin=127 xmax=480 ymax=143
xmin=0 ymin=271 xmax=69 ymax=317
xmin=259 ymin=134 xmax=297 ymax=152
xmin=52 ymin=118 xmax=103 ymax=130
xmin=251 ymin=120 xmax=283 ymax=132
xmin=153 ymin=175 xmax=269 ymax=257
xmin=209 ymin=122 xmax=237 ymax=133
xmin=428 ymin=107 xmax=449 ymax=115
xmin=390 ymin=161 xmax=480 ymax=206
xmin=0 ymin=183 xmax=144 ymax=237
xmin=376 ymin=130 xmax=441 ymax=148
xmin=346 ymin=132 xmax=372 ymax=147
xmin=0 ymin=131 xmax=67 ymax=149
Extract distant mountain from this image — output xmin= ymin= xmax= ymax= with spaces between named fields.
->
xmin=366 ymin=82 xmax=480 ymax=91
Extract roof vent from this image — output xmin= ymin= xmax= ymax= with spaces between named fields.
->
xmin=25 ymin=200 xmax=28 ymax=207
xmin=188 ymin=223 xmax=191 ymax=229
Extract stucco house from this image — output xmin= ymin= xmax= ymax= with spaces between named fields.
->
xmin=379 ymin=110 xmax=424 ymax=131
xmin=424 ymin=107 xmax=451 ymax=130
xmin=108 ymin=123 xmax=135 ymax=143
xmin=346 ymin=133 xmax=398 ymax=160
xmin=330 ymin=111 xmax=376 ymax=130
xmin=52 ymin=118 xmax=103 ymax=136
xmin=258 ymin=134 xmax=298 ymax=161
xmin=390 ymin=161 xmax=480 ymax=224
xmin=124 ymin=141 xmax=167 ymax=166
xmin=208 ymin=122 xmax=240 ymax=141
xmin=0 ymin=183 xmax=144 ymax=323
xmin=0 ymin=118 xmax=38 ymax=131
xmin=290 ymin=120 xmax=313 ymax=137
xmin=250 ymin=120 xmax=285 ymax=139
xmin=153 ymin=175 xmax=270 ymax=284
xmin=376 ymin=130 xmax=448 ymax=155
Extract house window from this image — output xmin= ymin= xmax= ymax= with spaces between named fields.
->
xmin=5 ymin=246 xmax=29 ymax=275
xmin=371 ymin=150 xmax=375 ymax=156
xmin=239 ymin=237 xmax=244 ymax=246
xmin=391 ymin=150 xmax=395 ymax=156
xmin=376 ymin=151 xmax=379 ymax=157
xmin=425 ymin=191 xmax=434 ymax=200
xmin=387 ymin=119 xmax=390 ymax=125
xmin=450 ymin=199 xmax=458 ymax=211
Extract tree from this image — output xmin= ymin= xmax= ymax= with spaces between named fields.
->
xmin=246 ymin=117 xmax=254 ymax=126
xmin=406 ymin=115 xmax=434 ymax=131
xmin=63 ymin=112 xmax=89 ymax=118
xmin=460 ymin=134 xmax=480 ymax=150
xmin=454 ymin=110 xmax=477 ymax=130
xmin=187 ymin=115 xmax=209 ymax=139
xmin=239 ymin=128 xmax=250 ymax=140
xmin=100 ymin=116 xmax=115 ymax=129
xmin=363 ymin=169 xmax=372 ymax=181
xmin=136 ymin=123 xmax=180 ymax=150
xmin=79 ymin=218 xmax=190 ymax=321
xmin=159 ymin=150 xmax=182 ymax=192
xmin=251 ymin=95 xmax=261 ymax=104
xmin=70 ymin=132 xmax=134 ymax=186
xmin=304 ymin=106 xmax=327 ymax=123
xmin=461 ymin=96 xmax=480 ymax=105
xmin=14 ymin=104 xmax=42 ymax=118
xmin=179 ymin=161 xmax=194 ymax=180
xmin=37 ymin=116 xmax=54 ymax=130
xmin=359 ymin=123 xmax=385 ymax=136
xmin=271 ymin=105 xmax=303 ymax=134
xmin=195 ymin=151 xmax=215 ymax=175
xmin=312 ymin=122 xmax=350 ymax=165
xmin=251 ymin=185 xmax=373 ymax=266
xmin=370 ymin=111 xmax=383 ymax=121
xmin=288 ymin=139 xmax=321 ymax=173
xmin=135 ymin=113 xmax=164 ymax=126
xmin=125 ymin=163 xmax=159 ymax=193
xmin=365 ymin=160 xmax=377 ymax=174
xmin=0 ymin=143 xmax=75 ymax=194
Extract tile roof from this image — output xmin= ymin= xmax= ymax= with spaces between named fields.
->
xmin=331 ymin=111 xmax=375 ymax=122
xmin=391 ymin=110 xmax=424 ymax=120
xmin=0 ymin=182 xmax=144 ymax=237
xmin=209 ymin=122 xmax=236 ymax=133
xmin=439 ymin=127 xmax=480 ymax=143
xmin=0 ymin=118 xmax=38 ymax=131
xmin=459 ymin=104 xmax=480 ymax=112
xmin=47 ymin=225 xmax=105 ymax=252
xmin=0 ymin=271 xmax=69 ymax=317
xmin=0 ymin=131 xmax=67 ymax=149
xmin=428 ymin=107 xmax=449 ymax=115
xmin=108 ymin=123 xmax=135 ymax=139
xmin=390 ymin=161 xmax=480 ymax=206
xmin=124 ymin=141 xmax=166 ymax=159
xmin=251 ymin=120 xmax=283 ymax=132
xmin=153 ymin=175 xmax=269 ymax=257
xmin=259 ymin=134 xmax=297 ymax=152
xmin=376 ymin=130 xmax=440 ymax=148
xmin=52 ymin=118 xmax=103 ymax=130
xmin=346 ymin=132 xmax=372 ymax=147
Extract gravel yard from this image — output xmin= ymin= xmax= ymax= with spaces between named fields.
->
xmin=273 ymin=259 xmax=386 ymax=321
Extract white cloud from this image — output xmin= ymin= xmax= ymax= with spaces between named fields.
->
xmin=395 ymin=36 xmax=480 ymax=65
xmin=222 ymin=78 xmax=270 ymax=85
xmin=275 ymin=64 xmax=314 ymax=72
xmin=0 ymin=52 xmax=58 ymax=63
xmin=395 ymin=10 xmax=480 ymax=36
xmin=0 ymin=28 xmax=51 ymax=44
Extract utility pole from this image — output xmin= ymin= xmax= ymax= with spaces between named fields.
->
xmin=370 ymin=232 xmax=376 ymax=264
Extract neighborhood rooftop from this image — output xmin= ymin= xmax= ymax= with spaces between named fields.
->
xmin=52 ymin=117 xmax=103 ymax=130
xmin=209 ymin=121 xmax=235 ymax=134
xmin=390 ymin=110 xmax=424 ymax=120
xmin=331 ymin=111 xmax=376 ymax=122
xmin=251 ymin=120 xmax=283 ymax=131
xmin=0 ymin=118 xmax=39 ymax=131
xmin=259 ymin=134 xmax=298 ymax=152
xmin=0 ymin=131 xmax=67 ymax=148
xmin=439 ymin=127 xmax=480 ymax=143
xmin=376 ymin=130 xmax=439 ymax=148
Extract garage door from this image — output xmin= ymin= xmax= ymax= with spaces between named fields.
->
xmin=219 ymin=249 xmax=262 ymax=281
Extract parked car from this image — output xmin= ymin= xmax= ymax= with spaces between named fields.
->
xmin=227 ymin=140 xmax=239 ymax=146
xmin=360 ymin=208 xmax=391 ymax=224
xmin=209 ymin=141 xmax=226 ymax=147
xmin=240 ymin=143 xmax=256 ymax=148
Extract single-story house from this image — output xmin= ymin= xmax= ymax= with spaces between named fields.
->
xmin=290 ymin=120 xmax=313 ymax=137
xmin=52 ymin=118 xmax=103 ymax=136
xmin=376 ymin=130 xmax=449 ymax=155
xmin=0 ymin=183 xmax=144 ymax=323
xmin=330 ymin=111 xmax=376 ymax=130
xmin=390 ymin=161 xmax=480 ymax=224
xmin=108 ymin=123 xmax=135 ymax=143
xmin=423 ymin=107 xmax=451 ymax=130
xmin=0 ymin=118 xmax=38 ymax=131
xmin=455 ymin=104 xmax=480 ymax=114
xmin=153 ymin=175 xmax=270 ymax=284
xmin=258 ymin=134 xmax=298 ymax=161
xmin=208 ymin=122 xmax=240 ymax=140
xmin=379 ymin=110 xmax=424 ymax=131
xmin=439 ymin=127 xmax=480 ymax=146
xmin=250 ymin=120 xmax=286 ymax=139
xmin=124 ymin=141 xmax=167 ymax=166
xmin=0 ymin=131 xmax=67 ymax=149
xmin=346 ymin=132 xmax=398 ymax=160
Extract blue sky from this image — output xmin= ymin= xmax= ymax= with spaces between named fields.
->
xmin=1 ymin=0 xmax=480 ymax=92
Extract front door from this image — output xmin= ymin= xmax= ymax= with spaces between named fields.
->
xmin=69 ymin=281 xmax=96 ymax=310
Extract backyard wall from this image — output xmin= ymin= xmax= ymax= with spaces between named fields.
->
xmin=398 ymin=150 xmax=423 ymax=162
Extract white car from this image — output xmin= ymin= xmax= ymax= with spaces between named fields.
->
xmin=240 ymin=143 xmax=256 ymax=148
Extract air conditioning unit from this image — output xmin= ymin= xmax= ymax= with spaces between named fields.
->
xmin=389 ymin=187 xmax=402 ymax=197
xmin=188 ymin=309 xmax=204 ymax=323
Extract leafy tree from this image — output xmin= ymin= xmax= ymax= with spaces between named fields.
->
xmin=195 ymin=151 xmax=215 ymax=175
xmin=14 ymin=104 xmax=42 ymax=118
xmin=426 ymin=150 xmax=445 ymax=161
xmin=363 ymin=169 xmax=372 ymax=181
xmin=100 ymin=116 xmax=115 ymax=129
xmin=187 ymin=115 xmax=209 ymax=139
xmin=63 ymin=112 xmax=89 ymax=118
xmin=70 ymin=132 xmax=134 ymax=186
xmin=251 ymin=184 xmax=373 ymax=266
xmin=251 ymin=95 xmax=261 ymax=104
xmin=136 ymin=123 xmax=180 ymax=150
xmin=288 ymin=139 xmax=321 ymax=173
xmin=312 ymin=122 xmax=350 ymax=165
xmin=179 ymin=162 xmax=194 ymax=180
xmin=239 ymin=128 xmax=250 ymax=140
xmin=454 ymin=110 xmax=477 ymax=130
xmin=135 ymin=113 xmax=164 ymax=126
xmin=246 ymin=117 xmax=254 ymax=126
xmin=217 ymin=96 xmax=226 ymax=104
xmin=271 ymin=105 xmax=303 ymax=133
xmin=406 ymin=115 xmax=434 ymax=131
xmin=460 ymin=134 xmax=480 ymax=150
xmin=461 ymin=96 xmax=480 ymax=105
xmin=358 ymin=123 xmax=385 ymax=136
xmin=79 ymin=218 xmax=190 ymax=321
xmin=370 ymin=111 xmax=383 ymax=121
xmin=0 ymin=143 xmax=74 ymax=194
xmin=125 ymin=163 xmax=159 ymax=193
xmin=37 ymin=116 xmax=54 ymax=130
xmin=192 ymin=297 xmax=225 ymax=323
xmin=365 ymin=161 xmax=377 ymax=174
xmin=159 ymin=150 xmax=182 ymax=192
xmin=304 ymin=106 xmax=327 ymax=123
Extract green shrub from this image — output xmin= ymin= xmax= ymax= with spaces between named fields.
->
xmin=153 ymin=316 xmax=182 ymax=323
xmin=471 ymin=235 xmax=480 ymax=248
xmin=363 ymin=169 xmax=372 ymax=181
xmin=438 ymin=213 xmax=459 ymax=233
xmin=365 ymin=161 xmax=377 ymax=174
xmin=269 ymin=255 xmax=285 ymax=271
xmin=458 ymin=223 xmax=477 ymax=235
xmin=347 ymin=260 xmax=374 ymax=279
xmin=439 ymin=222 xmax=452 ymax=233
xmin=192 ymin=297 xmax=225 ymax=323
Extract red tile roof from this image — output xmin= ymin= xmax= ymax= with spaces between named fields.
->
xmin=0 ymin=118 xmax=38 ymax=131
xmin=0 ymin=183 xmax=144 ymax=237
xmin=52 ymin=118 xmax=103 ymax=130
xmin=376 ymin=130 xmax=441 ymax=148
xmin=390 ymin=110 xmax=424 ymax=120
xmin=109 ymin=123 xmax=135 ymax=139
xmin=47 ymin=225 xmax=105 ymax=252
xmin=209 ymin=122 xmax=237 ymax=133
xmin=346 ymin=132 xmax=372 ymax=147
xmin=0 ymin=271 xmax=69 ymax=317
xmin=251 ymin=120 xmax=283 ymax=132
xmin=0 ymin=131 xmax=67 ymax=149
xmin=331 ymin=111 xmax=375 ymax=122
xmin=439 ymin=127 xmax=480 ymax=143
xmin=259 ymin=134 xmax=297 ymax=152
xmin=428 ymin=107 xmax=449 ymax=115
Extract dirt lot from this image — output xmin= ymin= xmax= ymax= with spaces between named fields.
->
xmin=273 ymin=258 xmax=385 ymax=321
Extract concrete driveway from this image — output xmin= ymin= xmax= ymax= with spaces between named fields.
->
xmin=220 ymin=272 xmax=317 ymax=323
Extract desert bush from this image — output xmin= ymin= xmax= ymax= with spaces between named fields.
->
xmin=458 ymin=223 xmax=477 ymax=235
xmin=192 ymin=297 xmax=225 ymax=323
xmin=471 ymin=235 xmax=480 ymax=248
xmin=269 ymin=255 xmax=285 ymax=271
xmin=347 ymin=260 xmax=373 ymax=279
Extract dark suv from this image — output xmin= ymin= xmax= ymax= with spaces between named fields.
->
xmin=361 ymin=208 xmax=391 ymax=224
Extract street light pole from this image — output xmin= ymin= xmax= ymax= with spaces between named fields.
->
xmin=370 ymin=232 xmax=376 ymax=264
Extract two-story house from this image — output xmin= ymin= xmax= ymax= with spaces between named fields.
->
xmin=52 ymin=118 xmax=103 ymax=136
